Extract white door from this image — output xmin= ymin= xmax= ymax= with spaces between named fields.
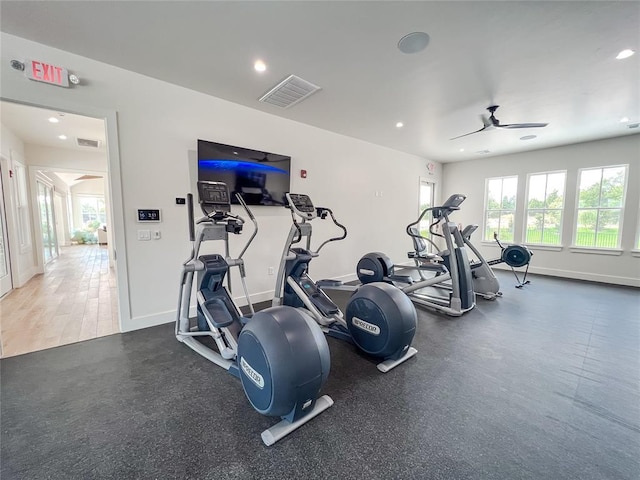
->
xmin=0 ymin=166 xmax=13 ymax=297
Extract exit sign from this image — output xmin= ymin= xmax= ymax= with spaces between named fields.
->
xmin=25 ymin=59 xmax=69 ymax=88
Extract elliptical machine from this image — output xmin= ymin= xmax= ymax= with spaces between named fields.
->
xmin=272 ymin=193 xmax=417 ymax=373
xmin=176 ymin=181 xmax=333 ymax=446
xmin=404 ymin=197 xmax=532 ymax=298
xmin=357 ymin=194 xmax=476 ymax=317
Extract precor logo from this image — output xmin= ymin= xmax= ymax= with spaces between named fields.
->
xmin=240 ymin=357 xmax=265 ymax=389
xmin=352 ymin=317 xmax=381 ymax=335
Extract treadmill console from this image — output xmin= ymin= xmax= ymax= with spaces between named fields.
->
xmin=286 ymin=193 xmax=317 ymax=220
xmin=198 ymin=181 xmax=231 ymax=213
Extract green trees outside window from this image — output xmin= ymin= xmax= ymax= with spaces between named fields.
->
xmin=575 ymin=165 xmax=627 ymax=248
xmin=526 ymin=172 xmax=566 ymax=245
xmin=484 ymin=176 xmax=517 ymax=242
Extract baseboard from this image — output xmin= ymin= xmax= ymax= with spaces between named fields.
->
xmin=492 ymin=264 xmax=640 ymax=287
xmin=16 ymin=266 xmax=38 ymax=288
xmin=122 ymin=310 xmax=177 ymax=332
xmin=122 ymin=271 xmax=363 ymax=332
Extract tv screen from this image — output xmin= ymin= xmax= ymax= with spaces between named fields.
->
xmin=197 ymin=139 xmax=291 ymax=206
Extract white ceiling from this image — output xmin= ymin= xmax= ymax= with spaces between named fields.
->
xmin=0 ymin=100 xmax=106 ymax=152
xmin=1 ymin=1 xmax=639 ymax=163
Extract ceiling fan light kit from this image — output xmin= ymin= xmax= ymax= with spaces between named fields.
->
xmin=451 ymin=105 xmax=549 ymax=140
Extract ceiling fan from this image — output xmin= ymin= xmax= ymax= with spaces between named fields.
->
xmin=451 ymin=105 xmax=548 ymax=140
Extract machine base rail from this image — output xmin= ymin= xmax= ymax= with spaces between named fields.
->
xmin=261 ymin=395 xmax=334 ymax=446
xmin=377 ymin=347 xmax=418 ymax=373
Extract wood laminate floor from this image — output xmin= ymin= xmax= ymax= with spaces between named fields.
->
xmin=0 ymin=244 xmax=119 ymax=358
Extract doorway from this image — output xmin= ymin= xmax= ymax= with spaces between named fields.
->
xmin=0 ymin=164 xmax=12 ymax=298
xmin=419 ymin=178 xmax=435 ymax=241
xmin=0 ymin=100 xmax=123 ymax=357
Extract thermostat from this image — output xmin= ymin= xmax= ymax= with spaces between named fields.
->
xmin=137 ymin=209 xmax=161 ymax=222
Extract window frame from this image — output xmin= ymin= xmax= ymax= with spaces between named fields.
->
xmin=573 ymin=164 xmax=628 ymax=250
xmin=77 ymin=194 xmax=107 ymax=225
xmin=483 ymin=175 xmax=518 ymax=242
xmin=524 ymin=170 xmax=567 ymax=246
xmin=12 ymin=158 xmax=32 ymax=254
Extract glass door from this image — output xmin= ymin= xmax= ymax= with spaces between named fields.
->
xmin=0 ymin=166 xmax=12 ymax=297
xmin=419 ymin=179 xmax=434 ymax=239
xmin=37 ymin=180 xmax=58 ymax=264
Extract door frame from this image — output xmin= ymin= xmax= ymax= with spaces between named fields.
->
xmin=32 ymin=172 xmax=59 ymax=267
xmin=0 ymin=97 xmax=130 ymax=332
xmin=0 ymin=160 xmax=13 ymax=297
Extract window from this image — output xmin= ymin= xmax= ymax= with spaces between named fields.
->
xmin=574 ymin=165 xmax=627 ymax=249
xmin=525 ymin=171 xmax=566 ymax=245
xmin=13 ymin=160 xmax=31 ymax=253
xmin=79 ymin=196 xmax=106 ymax=225
xmin=484 ymin=176 xmax=517 ymax=242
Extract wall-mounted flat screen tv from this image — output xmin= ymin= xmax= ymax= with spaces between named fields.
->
xmin=197 ymin=139 xmax=291 ymax=206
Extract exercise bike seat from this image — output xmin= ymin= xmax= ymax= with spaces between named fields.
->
xmin=201 ymin=298 xmax=235 ymax=328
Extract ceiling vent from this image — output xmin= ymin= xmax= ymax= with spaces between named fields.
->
xmin=76 ymin=137 xmax=101 ymax=148
xmin=259 ymin=75 xmax=321 ymax=108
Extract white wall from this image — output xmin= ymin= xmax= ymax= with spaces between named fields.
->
xmin=1 ymin=33 xmax=440 ymax=331
xmin=442 ymin=135 xmax=640 ymax=286
xmin=25 ymin=143 xmax=107 ymax=172
xmin=0 ymin=123 xmax=36 ymax=287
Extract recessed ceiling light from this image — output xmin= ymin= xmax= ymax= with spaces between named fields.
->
xmin=58 ymin=134 xmax=67 ymax=140
xmin=620 ymin=117 xmax=629 ymax=123
xmin=459 ymin=148 xmax=465 ymax=152
xmin=398 ymin=32 xmax=430 ymax=54
xmin=616 ymin=49 xmax=635 ymax=60
xmin=254 ymin=60 xmax=266 ymax=72
xmin=396 ymin=122 xmax=404 ymax=128
xmin=520 ymin=135 xmax=537 ymax=140
xmin=48 ymin=117 xmax=59 ymax=123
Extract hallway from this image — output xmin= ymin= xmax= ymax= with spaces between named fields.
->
xmin=0 ymin=245 xmax=119 ymax=358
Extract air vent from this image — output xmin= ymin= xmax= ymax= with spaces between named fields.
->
xmin=76 ymin=138 xmax=101 ymax=148
xmin=259 ymin=75 xmax=321 ymax=108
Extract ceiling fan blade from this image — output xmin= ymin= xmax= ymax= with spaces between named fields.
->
xmin=498 ymin=122 xmax=549 ymax=129
xmin=450 ymin=125 xmax=490 ymax=140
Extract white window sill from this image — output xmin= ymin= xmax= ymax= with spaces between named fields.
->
xmin=631 ymin=250 xmax=640 ymax=258
xmin=480 ymin=241 xmax=562 ymax=252
xmin=569 ymin=247 xmax=623 ymax=256
xmin=523 ymin=244 xmax=563 ymax=252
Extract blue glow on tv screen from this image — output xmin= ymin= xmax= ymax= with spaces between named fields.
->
xmin=198 ymin=139 xmax=291 ymax=206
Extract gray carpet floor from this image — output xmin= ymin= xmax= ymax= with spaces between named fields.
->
xmin=2 ymin=271 xmax=639 ymax=479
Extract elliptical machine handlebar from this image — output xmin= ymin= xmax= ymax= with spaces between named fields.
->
xmin=286 ymin=193 xmax=347 ymax=254
xmin=406 ymin=193 xmax=467 ymax=249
